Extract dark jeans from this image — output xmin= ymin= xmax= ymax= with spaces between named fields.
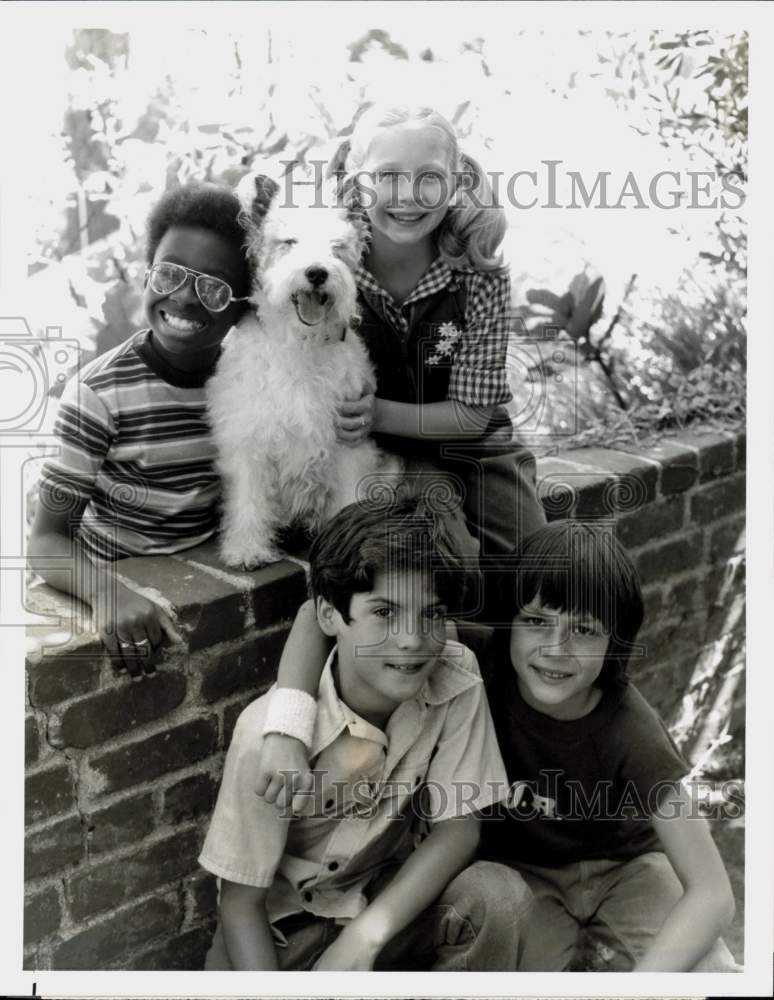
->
xmin=397 ymin=423 xmax=546 ymax=622
xmin=204 ymin=861 xmax=533 ymax=971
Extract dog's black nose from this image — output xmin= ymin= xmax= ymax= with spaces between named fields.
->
xmin=305 ymin=266 xmax=328 ymax=287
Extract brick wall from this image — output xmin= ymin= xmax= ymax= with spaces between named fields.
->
xmin=23 ymin=428 xmax=745 ymax=970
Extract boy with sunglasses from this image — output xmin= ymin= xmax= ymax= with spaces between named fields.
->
xmin=29 ymin=183 xmax=251 ymax=677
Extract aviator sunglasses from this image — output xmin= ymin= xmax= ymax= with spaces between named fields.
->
xmin=145 ymin=262 xmax=250 ymax=313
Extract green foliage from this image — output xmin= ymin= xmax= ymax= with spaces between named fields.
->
xmin=518 ymin=271 xmax=632 ymax=413
xmin=33 ymin=26 xmax=746 ymax=448
xmin=512 ymin=28 xmax=746 ymax=444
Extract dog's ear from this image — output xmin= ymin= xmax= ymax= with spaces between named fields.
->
xmin=251 ymin=174 xmax=280 ymax=218
xmin=323 ymin=139 xmax=371 ymax=256
xmin=236 ymin=172 xmax=280 ymax=228
xmin=325 ymin=137 xmax=351 ymax=184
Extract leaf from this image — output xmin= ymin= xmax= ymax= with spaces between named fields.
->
xmin=525 ymin=288 xmax=562 ymax=310
xmin=558 ymin=291 xmax=574 ymax=315
xmin=581 ymin=276 xmax=606 ymax=325
xmin=568 ymin=271 xmax=590 ymax=302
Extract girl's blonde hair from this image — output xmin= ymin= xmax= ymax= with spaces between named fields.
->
xmin=326 ymin=105 xmax=507 ymax=273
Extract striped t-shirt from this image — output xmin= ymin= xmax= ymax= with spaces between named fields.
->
xmin=38 ymin=330 xmax=221 ymax=561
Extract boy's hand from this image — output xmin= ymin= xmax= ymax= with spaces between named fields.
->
xmin=313 ymin=925 xmax=379 ymax=970
xmin=336 ymin=391 xmax=375 ymax=446
xmin=255 ymin=733 xmax=314 ymax=814
xmin=92 ymin=580 xmax=183 ymax=679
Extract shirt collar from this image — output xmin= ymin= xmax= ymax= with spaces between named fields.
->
xmin=355 ymin=257 xmax=458 ymax=309
xmin=310 ymin=641 xmax=482 ymax=757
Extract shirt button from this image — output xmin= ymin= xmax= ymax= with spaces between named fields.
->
xmin=303 ymin=891 xmax=313 ymax=902
xmin=328 ymin=861 xmax=339 ymax=872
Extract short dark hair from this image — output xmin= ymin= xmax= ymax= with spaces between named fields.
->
xmin=493 ymin=520 xmax=644 ymax=688
xmin=145 ymin=182 xmax=250 ymax=294
xmin=308 ymin=494 xmax=470 ymax=621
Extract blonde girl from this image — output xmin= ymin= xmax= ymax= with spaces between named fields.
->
xmin=256 ymin=105 xmax=546 ymax=801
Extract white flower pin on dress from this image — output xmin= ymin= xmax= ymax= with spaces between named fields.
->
xmin=426 ymin=321 xmax=463 ymax=366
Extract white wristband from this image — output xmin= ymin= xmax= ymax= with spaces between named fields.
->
xmin=262 ymin=687 xmax=317 ymax=749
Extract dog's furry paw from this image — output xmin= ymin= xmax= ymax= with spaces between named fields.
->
xmin=220 ymin=543 xmax=282 ymax=571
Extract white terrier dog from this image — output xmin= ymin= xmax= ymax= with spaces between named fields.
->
xmin=207 ymin=173 xmax=402 ymax=569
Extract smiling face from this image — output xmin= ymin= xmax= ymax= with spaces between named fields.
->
xmin=318 ymin=569 xmax=447 ymax=727
xmin=358 ymin=124 xmax=456 ymax=255
xmin=254 ymin=198 xmax=362 ymax=336
xmin=144 ymin=225 xmax=247 ymax=371
xmin=509 ymin=595 xmax=611 ymax=721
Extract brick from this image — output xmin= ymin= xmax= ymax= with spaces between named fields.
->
xmin=27 ymin=641 xmax=104 ymax=707
xmin=639 ymin=585 xmax=665 ymax=627
xmin=115 ymin=554 xmax=246 ymax=652
xmin=25 ymin=715 xmax=39 ymax=766
xmin=24 ymin=582 xmax=95 ymax=660
xmin=188 ymin=870 xmax=218 ymax=924
xmin=249 ymin=562 xmax=308 ymax=630
xmin=536 ymin=463 xmax=612 ymax=520
xmin=130 ymin=925 xmax=213 ymax=971
xmin=51 ymin=893 xmax=176 ymax=969
xmin=637 ymin=621 xmax=716 ymax=704
xmin=690 ymin=474 xmax=746 ymax=525
xmin=665 ymin=574 xmax=706 ymax=617
xmin=536 ymin=456 xmax=585 ymax=520
xmin=179 ymin=542 xmax=307 ymax=630
xmin=615 ymin=496 xmax=685 ymax=549
xmin=24 ymin=884 xmax=62 ymax=946
xmin=161 ymin=772 xmax=217 ymax=825
xmin=68 ymin=827 xmax=201 ymax=921
xmin=573 ymin=476 xmax=615 ymax=517
xmin=59 ymin=671 xmax=187 ymax=748
xmin=25 ymin=764 xmax=76 ymax=824
xmin=615 ymin=439 xmax=698 ymax=495
xmin=671 ymin=431 xmax=735 ymax=483
xmin=637 ymin=619 xmax=706 ymax=671
xmin=634 ymin=531 xmax=704 ymax=585
xmin=567 ymin=447 xmax=658 ymax=509
xmin=709 ymin=517 xmax=745 ymax=564
xmin=25 ymin=813 xmax=83 ymax=879
xmin=200 ymin=628 xmax=288 ymax=703
xmin=86 ymin=791 xmax=156 ymax=855
xmin=88 ymin=716 xmax=219 ymax=796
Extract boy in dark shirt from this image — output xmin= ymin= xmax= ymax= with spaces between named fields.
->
xmin=479 ymin=520 xmax=738 ymax=972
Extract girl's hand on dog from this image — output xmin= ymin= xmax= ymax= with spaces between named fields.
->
xmin=336 ymin=390 xmax=375 ymax=446
xmin=91 ymin=579 xmax=182 ymax=679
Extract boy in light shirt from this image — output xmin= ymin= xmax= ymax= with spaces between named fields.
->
xmin=199 ymin=495 xmax=531 ymax=970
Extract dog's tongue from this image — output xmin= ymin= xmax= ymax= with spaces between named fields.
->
xmin=294 ymin=290 xmax=329 ymax=326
